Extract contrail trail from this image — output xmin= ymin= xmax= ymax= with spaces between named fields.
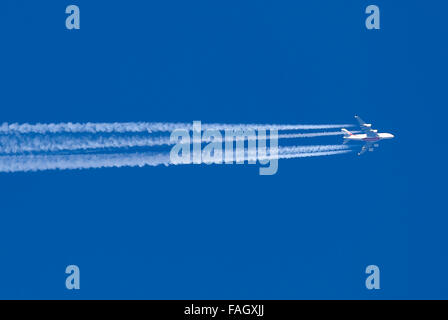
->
xmin=272 ymin=144 xmax=349 ymax=154
xmin=0 ymin=122 xmax=354 ymax=134
xmin=0 ymin=146 xmax=351 ymax=173
xmin=0 ymin=131 xmax=353 ymax=154
xmin=279 ymin=131 xmax=359 ymax=138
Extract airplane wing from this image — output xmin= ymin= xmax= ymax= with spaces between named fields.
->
xmin=355 ymin=115 xmax=367 ymax=126
xmin=358 ymin=142 xmax=373 ymax=156
xmin=355 ymin=115 xmax=377 ymax=136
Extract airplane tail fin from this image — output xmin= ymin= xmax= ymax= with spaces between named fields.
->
xmin=341 ymin=128 xmax=352 ymax=144
xmin=341 ymin=128 xmax=353 ymax=137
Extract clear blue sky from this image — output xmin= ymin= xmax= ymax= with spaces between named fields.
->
xmin=0 ymin=0 xmax=446 ymax=299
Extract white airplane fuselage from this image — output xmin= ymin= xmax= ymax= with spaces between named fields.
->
xmin=344 ymin=132 xmax=394 ymax=142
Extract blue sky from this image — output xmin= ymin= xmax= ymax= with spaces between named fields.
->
xmin=0 ymin=0 xmax=446 ymax=299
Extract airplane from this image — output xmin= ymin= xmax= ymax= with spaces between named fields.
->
xmin=341 ymin=116 xmax=394 ymax=155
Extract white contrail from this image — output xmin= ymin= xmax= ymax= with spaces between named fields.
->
xmin=279 ymin=131 xmax=359 ymax=138
xmin=0 ymin=147 xmax=351 ymax=173
xmin=273 ymin=144 xmax=349 ymax=154
xmin=0 ymin=131 xmax=353 ymax=154
xmin=0 ymin=134 xmax=171 ymax=154
xmin=0 ymin=122 xmax=354 ymax=134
